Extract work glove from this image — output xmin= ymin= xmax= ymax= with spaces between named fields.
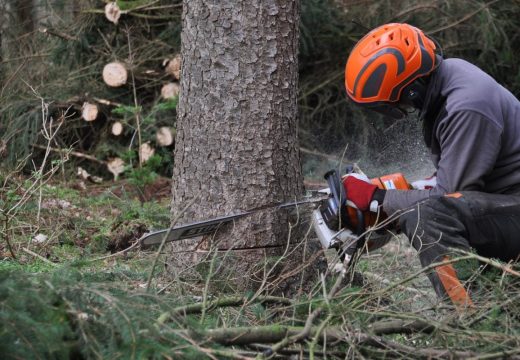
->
xmin=342 ymin=174 xmax=386 ymax=212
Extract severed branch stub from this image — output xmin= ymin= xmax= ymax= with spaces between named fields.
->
xmin=107 ymin=157 xmax=125 ymax=181
xmin=163 ymin=54 xmax=181 ymax=79
xmin=111 ymin=121 xmax=123 ymax=136
xmin=105 ymin=2 xmax=122 ymax=24
xmin=81 ymin=102 xmax=99 ymax=122
xmin=103 ymin=62 xmax=128 ymax=87
xmin=156 ymin=126 xmax=175 ymax=147
xmin=139 ymin=142 xmax=155 ymax=163
xmin=161 ymin=82 xmax=180 ymax=99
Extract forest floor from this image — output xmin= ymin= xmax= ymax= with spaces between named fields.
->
xmin=1 ymin=173 xmax=519 ymax=359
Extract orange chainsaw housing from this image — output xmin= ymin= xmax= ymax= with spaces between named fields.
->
xmin=346 ymin=173 xmax=411 ymax=235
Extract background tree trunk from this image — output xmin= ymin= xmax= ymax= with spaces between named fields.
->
xmin=15 ymin=0 xmax=35 ymax=34
xmin=170 ymin=0 xmax=311 ymax=291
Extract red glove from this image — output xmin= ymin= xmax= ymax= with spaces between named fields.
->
xmin=343 ymin=175 xmax=378 ymax=211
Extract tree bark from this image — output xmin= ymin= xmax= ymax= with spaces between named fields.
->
xmin=170 ymin=0 xmax=307 ymax=290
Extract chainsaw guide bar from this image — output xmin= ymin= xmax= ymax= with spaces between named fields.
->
xmin=138 ymin=197 xmax=326 ymax=247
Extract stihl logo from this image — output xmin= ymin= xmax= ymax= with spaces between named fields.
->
xmin=180 ymin=224 xmax=220 ymax=238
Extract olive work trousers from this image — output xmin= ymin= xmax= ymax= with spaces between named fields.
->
xmin=399 ymin=191 xmax=520 ymax=301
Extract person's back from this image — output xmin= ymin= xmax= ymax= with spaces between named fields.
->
xmin=428 ymin=58 xmax=520 ymax=193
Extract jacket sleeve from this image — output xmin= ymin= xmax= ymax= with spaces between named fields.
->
xmin=383 ymin=110 xmax=503 ymax=214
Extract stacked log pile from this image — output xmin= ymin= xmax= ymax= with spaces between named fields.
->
xmin=0 ymin=0 xmax=183 ymax=182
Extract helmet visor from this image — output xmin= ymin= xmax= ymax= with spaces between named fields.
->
xmin=357 ymin=101 xmax=407 ymax=120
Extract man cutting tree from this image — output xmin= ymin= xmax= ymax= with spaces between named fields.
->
xmin=342 ymin=23 xmax=520 ymax=306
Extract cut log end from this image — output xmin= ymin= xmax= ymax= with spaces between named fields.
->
xmin=139 ymin=142 xmax=155 ymax=163
xmin=161 ymin=82 xmax=180 ymax=99
xmin=164 ymin=55 xmax=181 ymax=79
xmin=82 ymin=102 xmax=99 ymax=122
xmin=156 ymin=126 xmax=175 ymax=147
xmin=107 ymin=157 xmax=125 ymax=181
xmin=105 ymin=2 xmax=121 ymax=24
xmin=103 ymin=62 xmax=128 ymax=87
xmin=111 ymin=121 xmax=123 ymax=136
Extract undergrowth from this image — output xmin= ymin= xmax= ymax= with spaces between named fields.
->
xmin=1 ymin=169 xmax=519 ymax=359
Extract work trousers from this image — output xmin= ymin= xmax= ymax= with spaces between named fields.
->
xmin=399 ymin=191 xmax=520 ymax=303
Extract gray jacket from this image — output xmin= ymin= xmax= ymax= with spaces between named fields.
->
xmin=384 ymin=58 xmax=520 ymax=214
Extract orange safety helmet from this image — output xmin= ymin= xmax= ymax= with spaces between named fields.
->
xmin=345 ymin=23 xmax=437 ymax=118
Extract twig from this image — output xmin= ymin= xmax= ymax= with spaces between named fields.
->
xmin=32 ymin=144 xmax=106 ymax=165
xmin=390 ymin=4 xmax=440 ymax=21
xmin=452 ymin=248 xmax=520 ymax=277
xmin=299 ymin=147 xmax=344 ymax=163
xmin=266 ymin=269 xmax=347 ymax=357
xmin=172 ymin=296 xmax=292 ymax=316
xmin=1 ymin=214 xmax=16 ymax=259
xmin=374 ymin=255 xmax=475 ymax=296
xmin=427 ymin=0 xmax=501 ymax=35
xmin=0 ymin=58 xmax=27 ymax=98
xmin=39 ymin=27 xmax=78 ymax=41
xmin=86 ymin=240 xmax=140 ymax=262
xmin=21 ymin=247 xmax=58 ymax=267
xmin=200 ymin=243 xmax=220 ymax=324
xmin=364 ymin=271 xmax=429 ymax=296
xmin=125 ymin=26 xmax=143 ymax=167
xmin=298 ymin=71 xmax=343 ymax=101
xmin=145 ymin=197 xmax=199 ymax=291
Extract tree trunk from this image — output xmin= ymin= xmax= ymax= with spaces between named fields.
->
xmin=170 ymin=0 xmax=313 ymax=291
xmin=15 ymin=0 xmax=35 ymax=34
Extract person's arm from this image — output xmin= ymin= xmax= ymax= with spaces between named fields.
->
xmin=383 ymin=110 xmax=502 ymax=214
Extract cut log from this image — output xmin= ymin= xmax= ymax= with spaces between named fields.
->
xmin=103 ymin=62 xmax=128 ymax=87
xmin=163 ymin=55 xmax=181 ymax=79
xmin=111 ymin=121 xmax=123 ymax=136
xmin=105 ymin=2 xmax=122 ymax=24
xmin=81 ymin=102 xmax=99 ymax=122
xmin=156 ymin=126 xmax=175 ymax=147
xmin=107 ymin=157 xmax=125 ymax=181
xmin=161 ymin=82 xmax=180 ymax=99
xmin=139 ymin=142 xmax=155 ymax=163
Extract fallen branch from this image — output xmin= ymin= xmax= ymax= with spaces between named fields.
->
xmin=172 ymin=295 xmax=292 ymax=316
xmin=192 ymin=322 xmax=488 ymax=359
xmin=21 ymin=247 xmax=58 ymax=267
xmin=32 ymin=144 xmax=105 ymax=165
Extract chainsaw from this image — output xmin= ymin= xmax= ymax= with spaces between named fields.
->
xmin=139 ymin=167 xmax=413 ymax=270
xmin=312 ymin=167 xmax=411 ymax=272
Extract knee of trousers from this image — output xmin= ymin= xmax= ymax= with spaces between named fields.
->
xmin=398 ymin=197 xmax=469 ymax=260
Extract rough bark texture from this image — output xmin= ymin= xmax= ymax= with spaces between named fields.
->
xmin=170 ymin=0 xmax=319 ymax=291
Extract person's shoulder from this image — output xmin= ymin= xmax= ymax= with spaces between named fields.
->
xmin=442 ymin=58 xmax=495 ymax=85
xmin=440 ymin=58 xmax=505 ymax=121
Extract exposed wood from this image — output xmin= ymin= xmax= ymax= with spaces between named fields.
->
xmin=164 ymin=54 xmax=181 ymax=79
xmin=160 ymin=82 xmax=180 ymax=99
xmin=107 ymin=157 xmax=125 ymax=180
xmin=105 ymin=2 xmax=122 ymax=24
xmin=111 ymin=121 xmax=123 ymax=136
xmin=102 ymin=62 xmax=128 ymax=87
xmin=139 ymin=142 xmax=155 ymax=163
xmin=81 ymin=102 xmax=98 ymax=122
xmin=32 ymin=144 xmax=105 ymax=165
xmin=156 ymin=126 xmax=175 ymax=146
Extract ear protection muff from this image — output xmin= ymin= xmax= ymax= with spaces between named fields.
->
xmin=400 ymin=77 xmax=429 ymax=111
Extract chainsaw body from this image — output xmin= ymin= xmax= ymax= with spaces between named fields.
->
xmin=311 ymin=170 xmax=411 ymax=270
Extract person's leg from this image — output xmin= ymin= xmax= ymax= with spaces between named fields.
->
xmin=398 ymin=191 xmax=520 ymax=307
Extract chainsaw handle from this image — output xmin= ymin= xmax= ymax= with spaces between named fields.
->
xmin=324 ymin=170 xmax=346 ymax=210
